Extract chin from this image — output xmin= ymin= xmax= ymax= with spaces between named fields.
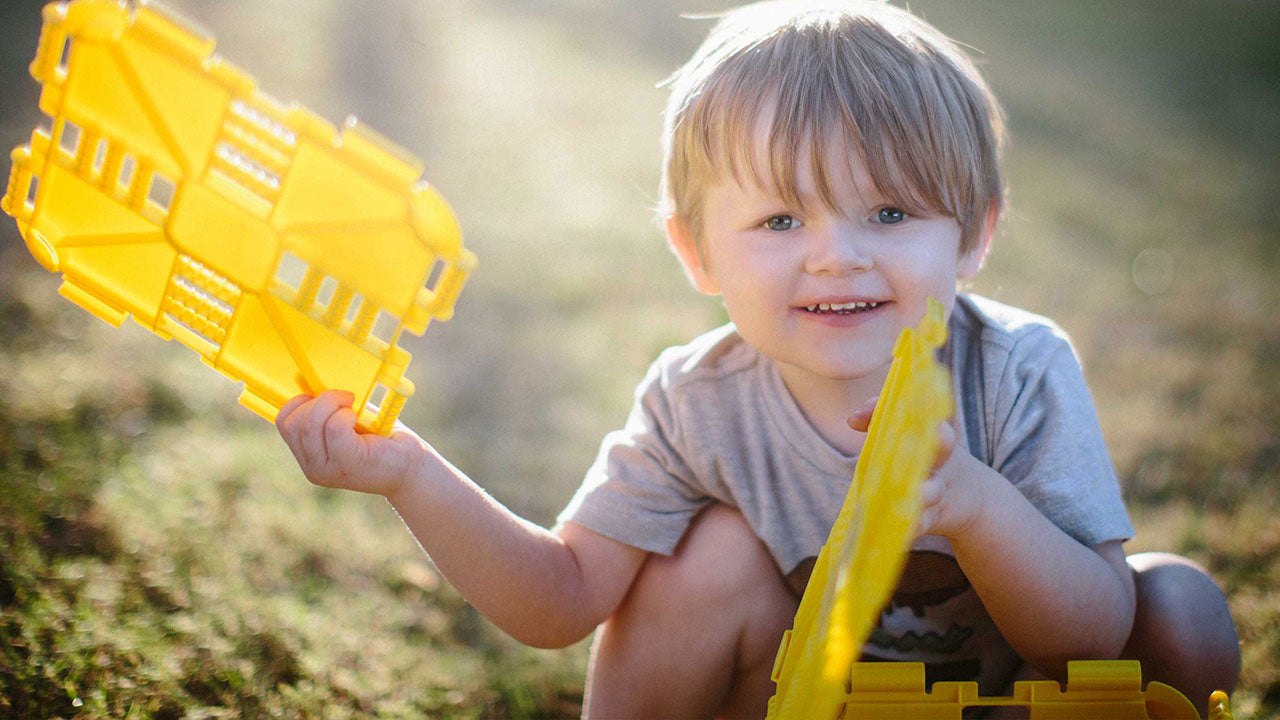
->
xmin=806 ymin=354 xmax=894 ymax=383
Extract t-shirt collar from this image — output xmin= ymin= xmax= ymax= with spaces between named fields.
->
xmin=756 ymin=353 xmax=860 ymax=477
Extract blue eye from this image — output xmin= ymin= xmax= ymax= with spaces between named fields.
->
xmin=877 ymin=207 xmax=906 ymax=224
xmin=763 ymin=215 xmax=799 ymax=231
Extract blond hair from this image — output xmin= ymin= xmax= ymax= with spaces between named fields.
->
xmin=658 ymin=0 xmax=1005 ymax=252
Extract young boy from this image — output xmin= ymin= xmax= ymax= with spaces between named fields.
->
xmin=276 ymin=2 xmax=1240 ymax=717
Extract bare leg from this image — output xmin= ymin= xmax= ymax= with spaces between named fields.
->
xmin=583 ymin=504 xmax=798 ymax=719
xmin=1121 ymin=552 xmax=1240 ymax=714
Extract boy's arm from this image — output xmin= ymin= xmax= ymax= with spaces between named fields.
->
xmin=848 ymin=403 xmax=1136 ymax=678
xmin=277 ymin=390 xmax=648 ymax=649
xmin=388 ymin=455 xmax=647 ymax=648
xmin=929 ymin=447 xmax=1136 ymax=680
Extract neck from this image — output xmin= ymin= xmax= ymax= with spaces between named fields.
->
xmin=775 ymin=360 xmax=891 ymax=457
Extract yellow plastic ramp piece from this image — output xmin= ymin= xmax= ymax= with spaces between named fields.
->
xmin=3 ymin=0 xmax=475 ymax=435
xmin=767 ymin=297 xmax=954 ymax=720
xmin=830 ymin=660 xmax=1201 ymax=719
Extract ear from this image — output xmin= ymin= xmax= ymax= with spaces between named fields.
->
xmin=666 ymin=216 xmax=720 ymax=295
xmin=957 ymin=203 xmax=999 ymax=279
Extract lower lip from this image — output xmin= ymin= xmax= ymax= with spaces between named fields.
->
xmin=795 ymin=303 xmax=890 ymax=327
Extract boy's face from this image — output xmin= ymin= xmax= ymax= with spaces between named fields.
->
xmin=669 ymin=132 xmax=988 ymax=389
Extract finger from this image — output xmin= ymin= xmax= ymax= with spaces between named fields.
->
xmin=277 ymin=395 xmax=318 ymax=466
xmin=847 ymin=395 xmax=880 ymax=432
xmin=938 ymin=420 xmax=956 ymax=449
xmin=323 ymin=405 xmax=360 ymax=470
xmin=921 ymin=477 xmax=942 ymax=506
xmin=316 ymin=388 xmax=356 ymax=407
xmin=315 ymin=390 xmax=356 ymax=461
xmin=933 ymin=421 xmax=958 ymax=470
xmin=918 ymin=507 xmax=936 ymax=536
xmin=276 ymin=394 xmax=313 ymax=431
xmin=298 ymin=390 xmax=353 ymax=469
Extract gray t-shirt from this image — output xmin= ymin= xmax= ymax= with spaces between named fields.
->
xmin=557 ymin=293 xmax=1133 ymax=693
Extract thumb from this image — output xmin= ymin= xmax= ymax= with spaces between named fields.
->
xmin=847 ymin=395 xmax=879 ymax=433
xmin=933 ymin=420 xmax=958 ymax=471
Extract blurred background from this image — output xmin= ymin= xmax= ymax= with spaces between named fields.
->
xmin=0 ymin=1 xmax=1276 ymax=718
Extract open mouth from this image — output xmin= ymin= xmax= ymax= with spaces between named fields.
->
xmin=802 ymin=301 xmax=885 ymax=315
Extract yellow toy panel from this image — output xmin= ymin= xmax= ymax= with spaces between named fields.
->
xmin=838 ymin=659 xmax=1206 ymax=720
xmin=767 ymin=296 xmax=954 ymax=720
xmin=2 ymin=0 xmax=475 ymax=435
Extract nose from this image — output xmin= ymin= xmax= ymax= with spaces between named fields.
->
xmin=804 ymin=222 xmax=873 ymax=277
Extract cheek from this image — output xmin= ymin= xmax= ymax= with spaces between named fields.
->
xmin=716 ymin=260 xmax=792 ymax=327
xmin=720 ymin=277 xmax=772 ymax=319
xmin=881 ymin=254 xmax=961 ymax=315
xmin=898 ymin=239 xmax=964 ymax=287
xmin=717 ymin=245 xmax=791 ymax=292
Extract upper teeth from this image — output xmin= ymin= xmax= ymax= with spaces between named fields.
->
xmin=807 ymin=301 xmax=880 ymax=312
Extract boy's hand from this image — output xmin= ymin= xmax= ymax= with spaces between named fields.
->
xmin=848 ymin=398 xmax=989 ymax=539
xmin=276 ymin=389 xmax=428 ymax=498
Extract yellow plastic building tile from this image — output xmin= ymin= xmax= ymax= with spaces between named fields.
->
xmin=3 ymin=0 xmax=475 ymax=435
xmin=768 ymin=296 xmax=954 ymax=719
xmin=828 ymin=659 xmax=1201 ymax=720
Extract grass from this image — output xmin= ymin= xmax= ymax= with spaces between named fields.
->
xmin=0 ymin=291 xmax=589 ymax=720
xmin=1 ymin=0 xmax=1277 ymax=717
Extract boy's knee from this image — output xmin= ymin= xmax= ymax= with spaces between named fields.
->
xmin=623 ymin=503 xmax=793 ymax=628
xmin=652 ymin=504 xmax=779 ymax=601
xmin=1124 ymin=552 xmax=1241 ymax=695
xmin=588 ymin=506 xmax=794 ymax=719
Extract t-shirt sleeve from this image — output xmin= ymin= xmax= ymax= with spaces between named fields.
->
xmin=988 ymin=329 xmax=1135 ymax=547
xmin=554 ymin=357 xmax=711 ymax=555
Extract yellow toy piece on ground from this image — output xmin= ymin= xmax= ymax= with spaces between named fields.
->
xmin=3 ymin=0 xmax=475 ymax=435
xmin=1208 ymin=691 xmax=1235 ymax=720
xmin=836 ymin=659 xmax=1206 ymax=719
xmin=768 ymin=296 xmax=953 ymax=719
xmin=766 ymin=298 xmax=1229 ymax=720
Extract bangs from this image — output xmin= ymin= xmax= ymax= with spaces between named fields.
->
xmin=706 ymin=71 xmax=941 ymax=221
xmin=664 ymin=2 xmax=1004 ymax=247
